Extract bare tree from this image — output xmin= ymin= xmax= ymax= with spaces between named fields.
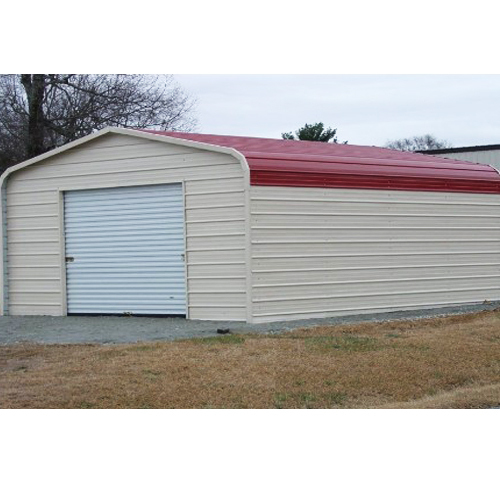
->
xmin=0 ymin=74 xmax=197 ymax=173
xmin=385 ymin=134 xmax=452 ymax=152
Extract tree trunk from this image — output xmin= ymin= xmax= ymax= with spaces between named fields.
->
xmin=21 ymin=74 xmax=46 ymax=158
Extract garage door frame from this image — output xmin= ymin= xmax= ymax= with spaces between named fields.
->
xmin=58 ymin=181 xmax=189 ymax=317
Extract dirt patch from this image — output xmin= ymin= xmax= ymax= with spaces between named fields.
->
xmin=1 ymin=310 xmax=500 ymax=409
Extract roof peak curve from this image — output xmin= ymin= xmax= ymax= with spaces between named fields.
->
xmin=141 ymin=129 xmax=500 ymax=194
xmin=142 ymin=129 xmax=491 ymax=166
xmin=3 ymin=128 xmax=498 ymax=195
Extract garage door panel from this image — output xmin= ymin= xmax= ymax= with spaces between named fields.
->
xmin=64 ymin=220 xmax=184 ymax=232
xmin=64 ymin=183 xmax=186 ymax=315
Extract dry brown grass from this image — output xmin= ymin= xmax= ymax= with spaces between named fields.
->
xmin=1 ymin=310 xmax=500 ymax=409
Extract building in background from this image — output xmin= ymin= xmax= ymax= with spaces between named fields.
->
xmin=419 ymin=144 xmax=500 ymax=170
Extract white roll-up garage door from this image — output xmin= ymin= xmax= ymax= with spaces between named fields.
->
xmin=64 ymin=183 xmax=186 ymax=315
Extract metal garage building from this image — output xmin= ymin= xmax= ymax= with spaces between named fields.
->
xmin=1 ymin=127 xmax=500 ymax=323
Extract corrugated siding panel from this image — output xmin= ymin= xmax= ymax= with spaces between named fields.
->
xmin=433 ymin=151 xmax=500 ymax=169
xmin=188 ymin=307 xmax=247 ymax=320
xmin=250 ymin=186 xmax=500 ymax=322
xmin=2 ymin=184 xmax=8 ymax=315
xmin=64 ymin=184 xmax=186 ymax=314
xmin=184 ymin=176 xmax=246 ymax=319
xmin=6 ymin=133 xmax=246 ymax=319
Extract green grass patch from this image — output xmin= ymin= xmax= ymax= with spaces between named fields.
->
xmin=78 ymin=401 xmax=95 ymax=409
xmin=98 ymin=350 xmax=128 ymax=359
xmin=274 ymin=393 xmax=289 ymax=405
xmin=192 ymin=335 xmax=245 ymax=345
xmin=305 ymin=334 xmax=381 ymax=353
xmin=296 ymin=392 xmax=317 ymax=408
xmin=326 ymin=391 xmax=347 ymax=406
xmin=129 ymin=344 xmax=158 ymax=352
xmin=143 ymin=369 xmax=162 ymax=379
xmin=386 ymin=333 xmax=403 ymax=339
xmin=405 ymin=343 xmax=431 ymax=352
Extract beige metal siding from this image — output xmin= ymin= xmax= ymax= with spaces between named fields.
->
xmin=432 ymin=150 xmax=500 ymax=169
xmin=5 ymin=133 xmax=246 ymax=320
xmin=250 ymin=186 xmax=500 ymax=322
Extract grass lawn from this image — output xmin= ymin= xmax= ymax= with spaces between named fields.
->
xmin=1 ymin=310 xmax=500 ymax=409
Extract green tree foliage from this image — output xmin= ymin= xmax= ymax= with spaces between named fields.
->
xmin=282 ymin=122 xmax=345 ymax=143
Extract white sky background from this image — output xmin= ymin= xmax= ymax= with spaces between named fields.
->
xmin=175 ymin=75 xmax=500 ymax=148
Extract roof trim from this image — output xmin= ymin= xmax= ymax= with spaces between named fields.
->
xmin=418 ymin=144 xmax=500 ymax=154
xmin=0 ymin=127 xmax=248 ymax=189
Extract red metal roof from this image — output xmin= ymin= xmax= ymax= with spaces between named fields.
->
xmin=142 ymin=130 xmax=500 ymax=194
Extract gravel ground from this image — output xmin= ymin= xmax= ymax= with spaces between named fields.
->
xmin=0 ymin=301 xmax=499 ymax=345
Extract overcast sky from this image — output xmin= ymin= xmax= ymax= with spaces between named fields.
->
xmin=175 ymin=75 xmax=500 ymax=148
